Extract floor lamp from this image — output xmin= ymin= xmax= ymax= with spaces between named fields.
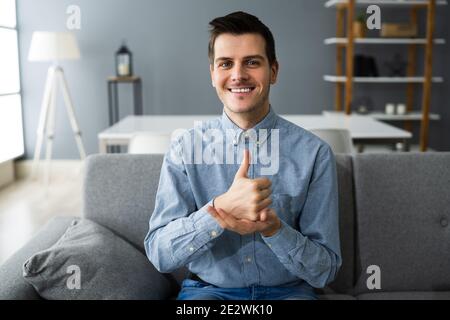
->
xmin=28 ymin=32 xmax=86 ymax=185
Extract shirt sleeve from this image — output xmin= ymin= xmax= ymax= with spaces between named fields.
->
xmin=144 ymin=138 xmax=224 ymax=273
xmin=261 ymin=144 xmax=342 ymax=288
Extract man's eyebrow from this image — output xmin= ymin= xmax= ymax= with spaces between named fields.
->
xmin=214 ymin=55 xmax=265 ymax=63
xmin=214 ymin=57 xmax=232 ymax=63
xmin=243 ymin=55 xmax=265 ymax=60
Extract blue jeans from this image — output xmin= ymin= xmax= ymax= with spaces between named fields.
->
xmin=177 ymin=279 xmax=318 ymax=300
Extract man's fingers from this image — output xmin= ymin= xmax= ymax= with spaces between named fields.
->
xmin=256 ymin=197 xmax=272 ymax=212
xmin=253 ymin=177 xmax=272 ymax=190
xmin=266 ymin=208 xmax=277 ymax=218
xmin=208 ymin=207 xmax=228 ymax=229
xmin=259 ymin=208 xmax=275 ymax=222
xmin=213 ymin=207 xmax=265 ymax=235
xmin=207 ymin=206 xmax=220 ymax=220
xmin=216 ymin=208 xmax=238 ymax=229
xmin=215 ymin=208 xmax=230 ymax=222
xmin=257 ymin=188 xmax=272 ymax=200
xmin=260 ymin=210 xmax=268 ymax=222
xmin=235 ymin=149 xmax=250 ymax=179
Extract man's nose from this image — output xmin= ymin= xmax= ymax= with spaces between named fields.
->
xmin=231 ymin=65 xmax=249 ymax=82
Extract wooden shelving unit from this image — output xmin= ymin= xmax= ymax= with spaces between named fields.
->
xmin=325 ymin=0 xmax=446 ymax=151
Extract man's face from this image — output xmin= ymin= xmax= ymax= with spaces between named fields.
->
xmin=210 ymin=33 xmax=278 ymax=115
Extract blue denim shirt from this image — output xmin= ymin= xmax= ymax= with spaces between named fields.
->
xmin=144 ymin=107 xmax=341 ymax=289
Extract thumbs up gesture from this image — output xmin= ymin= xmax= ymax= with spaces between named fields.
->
xmin=214 ymin=149 xmax=272 ymax=221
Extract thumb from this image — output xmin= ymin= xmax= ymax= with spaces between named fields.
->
xmin=235 ymin=149 xmax=250 ymax=179
xmin=260 ymin=210 xmax=268 ymax=222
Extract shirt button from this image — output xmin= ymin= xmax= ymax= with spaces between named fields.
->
xmin=441 ymin=218 xmax=448 ymax=227
xmin=189 ymin=247 xmax=194 ymax=252
xmin=246 ymin=257 xmax=252 ymax=263
xmin=211 ymin=230 xmax=218 ymax=237
xmin=268 ymin=244 xmax=272 ymax=248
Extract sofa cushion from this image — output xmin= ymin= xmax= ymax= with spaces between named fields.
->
xmin=0 ymin=216 xmax=75 ymax=300
xmin=22 ymin=219 xmax=172 ymax=300
xmin=353 ymin=153 xmax=450 ymax=294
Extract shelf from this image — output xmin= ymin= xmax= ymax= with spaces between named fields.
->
xmin=368 ymin=112 xmax=441 ymax=120
xmin=325 ymin=0 xmax=448 ymax=8
xmin=107 ymin=76 xmax=141 ymax=82
xmin=324 ymin=110 xmax=441 ymax=121
xmin=324 ymin=75 xmax=444 ymax=83
xmin=324 ymin=37 xmax=446 ymax=45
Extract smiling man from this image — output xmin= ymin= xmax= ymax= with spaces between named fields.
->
xmin=144 ymin=11 xmax=341 ymax=300
xmin=209 ymin=31 xmax=278 ymax=129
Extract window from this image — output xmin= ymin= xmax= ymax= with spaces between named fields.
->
xmin=0 ymin=0 xmax=24 ymax=163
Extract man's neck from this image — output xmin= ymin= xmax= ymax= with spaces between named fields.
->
xmin=224 ymin=103 xmax=270 ymax=130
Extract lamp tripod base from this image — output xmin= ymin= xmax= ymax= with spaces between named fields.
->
xmin=31 ymin=66 xmax=86 ymax=186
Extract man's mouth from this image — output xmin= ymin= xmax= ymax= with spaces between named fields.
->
xmin=228 ymin=87 xmax=256 ymax=93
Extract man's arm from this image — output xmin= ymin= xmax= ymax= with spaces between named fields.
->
xmin=144 ymin=138 xmax=224 ymax=273
xmin=261 ymin=144 xmax=342 ymax=288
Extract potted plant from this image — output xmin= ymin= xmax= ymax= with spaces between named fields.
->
xmin=353 ymin=14 xmax=366 ymax=38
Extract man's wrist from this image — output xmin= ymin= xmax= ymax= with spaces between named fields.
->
xmin=213 ymin=193 xmax=227 ymax=210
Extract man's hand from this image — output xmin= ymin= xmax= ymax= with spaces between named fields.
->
xmin=207 ymin=206 xmax=281 ymax=237
xmin=214 ymin=149 xmax=272 ymax=221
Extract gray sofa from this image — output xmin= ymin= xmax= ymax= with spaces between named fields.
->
xmin=1 ymin=153 xmax=450 ymax=300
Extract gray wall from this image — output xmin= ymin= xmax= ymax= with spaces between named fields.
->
xmin=17 ymin=0 xmax=449 ymax=159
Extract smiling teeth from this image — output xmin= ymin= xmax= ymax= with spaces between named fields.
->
xmin=230 ymin=88 xmax=252 ymax=93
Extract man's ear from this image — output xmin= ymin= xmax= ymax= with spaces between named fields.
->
xmin=270 ymin=61 xmax=279 ymax=84
xmin=210 ymin=64 xmax=216 ymax=87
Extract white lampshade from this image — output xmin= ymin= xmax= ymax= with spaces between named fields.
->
xmin=28 ymin=31 xmax=80 ymax=62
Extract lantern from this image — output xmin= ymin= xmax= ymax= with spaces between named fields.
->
xmin=115 ymin=41 xmax=133 ymax=77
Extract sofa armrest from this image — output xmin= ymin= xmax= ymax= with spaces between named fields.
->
xmin=0 ymin=216 xmax=76 ymax=300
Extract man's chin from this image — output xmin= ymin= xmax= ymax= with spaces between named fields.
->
xmin=225 ymin=104 xmax=259 ymax=114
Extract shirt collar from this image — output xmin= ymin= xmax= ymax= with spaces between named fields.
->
xmin=220 ymin=105 xmax=278 ymax=133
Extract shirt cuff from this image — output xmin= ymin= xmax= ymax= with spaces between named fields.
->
xmin=261 ymin=220 xmax=306 ymax=257
xmin=190 ymin=200 xmax=224 ymax=247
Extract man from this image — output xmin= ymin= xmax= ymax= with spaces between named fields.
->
xmin=144 ymin=11 xmax=341 ymax=300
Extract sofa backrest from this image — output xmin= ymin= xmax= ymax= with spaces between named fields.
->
xmin=83 ymin=154 xmax=164 ymax=252
xmin=353 ymin=153 xmax=450 ymax=294
xmin=83 ymin=154 xmax=355 ymax=291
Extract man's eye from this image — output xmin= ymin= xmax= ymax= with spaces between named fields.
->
xmin=219 ymin=62 xmax=232 ymax=68
xmin=247 ymin=60 xmax=259 ymax=66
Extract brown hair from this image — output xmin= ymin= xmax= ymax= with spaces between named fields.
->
xmin=208 ymin=11 xmax=277 ymax=66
